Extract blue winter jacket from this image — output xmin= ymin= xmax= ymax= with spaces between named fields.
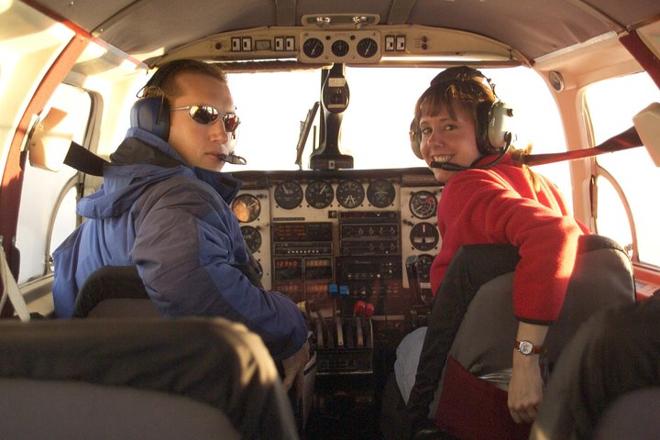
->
xmin=53 ymin=128 xmax=307 ymax=359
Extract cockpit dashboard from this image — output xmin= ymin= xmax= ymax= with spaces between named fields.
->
xmin=232 ymin=168 xmax=441 ymax=308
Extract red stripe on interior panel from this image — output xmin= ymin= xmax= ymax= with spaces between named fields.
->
xmin=619 ymin=30 xmax=660 ymax=88
xmin=0 ymin=35 xmax=89 ymax=318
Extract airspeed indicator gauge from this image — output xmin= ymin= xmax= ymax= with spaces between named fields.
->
xmin=274 ymin=181 xmax=303 ymax=209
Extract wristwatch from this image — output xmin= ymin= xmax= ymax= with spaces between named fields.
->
xmin=514 ymin=339 xmax=544 ymax=355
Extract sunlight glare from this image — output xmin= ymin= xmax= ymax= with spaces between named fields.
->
xmin=0 ymin=0 xmax=13 ymax=15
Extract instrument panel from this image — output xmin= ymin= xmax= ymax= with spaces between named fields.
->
xmin=231 ymin=168 xmax=442 ymax=316
xmin=299 ymin=30 xmax=381 ymax=63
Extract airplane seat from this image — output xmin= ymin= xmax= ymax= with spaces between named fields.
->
xmin=386 ymin=234 xmax=635 ymax=439
xmin=592 ymin=388 xmax=660 ymax=440
xmin=73 ymin=266 xmax=317 ymax=433
xmin=0 ymin=377 xmax=241 ymax=440
xmin=84 ymin=173 xmax=105 ymax=196
xmin=72 ymin=265 xmax=159 ymax=318
xmin=0 ymin=318 xmax=299 ymax=440
xmin=530 ymin=294 xmax=660 ymax=440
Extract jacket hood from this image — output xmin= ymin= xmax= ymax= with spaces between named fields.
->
xmin=77 ymin=128 xmax=241 ymax=219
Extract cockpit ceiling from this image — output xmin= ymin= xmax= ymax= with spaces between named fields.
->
xmin=30 ymin=0 xmax=660 ymax=61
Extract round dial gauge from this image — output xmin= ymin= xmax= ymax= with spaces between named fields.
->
xmin=410 ymin=222 xmax=439 ymax=251
xmin=409 ymin=191 xmax=437 ymax=219
xmin=331 ymin=39 xmax=349 ymax=57
xmin=336 ymin=179 xmax=365 ymax=209
xmin=305 ymin=180 xmax=334 ymax=209
xmin=240 ymin=226 xmax=262 ymax=253
xmin=274 ymin=181 xmax=303 ymax=209
xmin=367 ymin=179 xmax=396 ymax=208
xmin=356 ymin=37 xmax=378 ymax=58
xmin=302 ymin=37 xmax=324 ymax=58
xmin=416 ymin=254 xmax=434 ymax=283
xmin=231 ymin=194 xmax=261 ymax=223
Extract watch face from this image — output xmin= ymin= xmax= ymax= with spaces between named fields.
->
xmin=519 ymin=340 xmax=534 ymax=355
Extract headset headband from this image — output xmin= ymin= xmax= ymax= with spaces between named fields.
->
xmin=429 ymin=66 xmax=498 ymax=99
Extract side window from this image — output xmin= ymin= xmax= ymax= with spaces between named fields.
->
xmin=15 ymin=83 xmax=92 ymax=283
xmin=584 ymin=72 xmax=660 ymax=266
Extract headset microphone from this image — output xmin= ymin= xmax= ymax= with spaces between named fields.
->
xmin=219 ymin=153 xmax=247 ymax=165
xmin=429 ymin=161 xmax=470 ymax=171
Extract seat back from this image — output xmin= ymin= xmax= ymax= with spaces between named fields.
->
xmin=0 ymin=318 xmax=299 ymax=440
xmin=593 ymin=388 xmax=660 ymax=440
xmin=448 ymin=234 xmax=635 ymax=378
xmin=0 ymin=378 xmax=240 ymax=440
xmin=73 ymin=265 xmax=159 ymax=318
xmin=531 ymin=295 xmax=660 ymax=440
xmin=432 ymin=235 xmax=635 ymax=439
xmin=543 ymin=234 xmax=636 ymax=366
xmin=71 ymin=266 xmax=316 ymax=433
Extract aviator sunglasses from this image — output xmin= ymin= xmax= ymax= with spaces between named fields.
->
xmin=171 ymin=105 xmax=241 ymax=133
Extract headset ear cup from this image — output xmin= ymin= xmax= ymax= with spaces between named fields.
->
xmin=486 ymin=101 xmax=512 ymax=151
xmin=130 ymin=61 xmax=180 ymax=141
xmin=130 ymin=96 xmax=170 ymax=141
xmin=409 ymin=119 xmax=423 ymax=159
xmin=476 ymin=101 xmax=493 ymax=153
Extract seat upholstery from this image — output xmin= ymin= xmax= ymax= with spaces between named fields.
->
xmin=70 ymin=265 xmax=317 ymax=433
xmin=531 ymin=295 xmax=660 ymax=440
xmin=0 ymin=318 xmax=299 ymax=440
xmin=0 ymin=378 xmax=240 ymax=440
xmin=448 ymin=234 xmax=635 ymax=377
xmin=593 ymin=388 xmax=660 ymax=440
xmin=72 ymin=265 xmax=157 ymax=318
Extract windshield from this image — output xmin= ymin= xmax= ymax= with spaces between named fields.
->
xmin=224 ymin=66 xmax=568 ymax=173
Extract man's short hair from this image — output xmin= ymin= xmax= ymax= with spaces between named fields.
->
xmin=141 ymin=59 xmax=226 ymax=99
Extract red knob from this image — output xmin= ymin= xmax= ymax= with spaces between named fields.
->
xmin=353 ymin=300 xmax=366 ymax=316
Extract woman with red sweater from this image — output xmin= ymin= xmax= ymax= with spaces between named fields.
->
xmin=404 ymin=66 xmax=588 ymax=437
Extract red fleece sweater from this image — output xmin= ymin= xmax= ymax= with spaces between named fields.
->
xmin=429 ymin=155 xmax=588 ymax=323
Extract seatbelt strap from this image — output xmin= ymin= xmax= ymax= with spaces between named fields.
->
xmin=523 ymin=126 xmax=642 ymax=166
xmin=63 ymin=141 xmax=109 ymax=176
xmin=0 ymin=240 xmax=30 ymax=322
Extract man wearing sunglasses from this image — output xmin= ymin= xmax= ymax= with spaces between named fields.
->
xmin=53 ymin=59 xmax=309 ymax=391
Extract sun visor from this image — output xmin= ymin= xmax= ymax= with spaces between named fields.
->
xmin=633 ymin=102 xmax=660 ymax=167
xmin=27 ymin=107 xmax=73 ymax=172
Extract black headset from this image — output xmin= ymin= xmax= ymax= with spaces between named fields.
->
xmin=410 ymin=66 xmax=513 ymax=160
xmin=130 ymin=62 xmax=184 ymax=141
xmin=131 ymin=60 xmax=220 ymax=142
